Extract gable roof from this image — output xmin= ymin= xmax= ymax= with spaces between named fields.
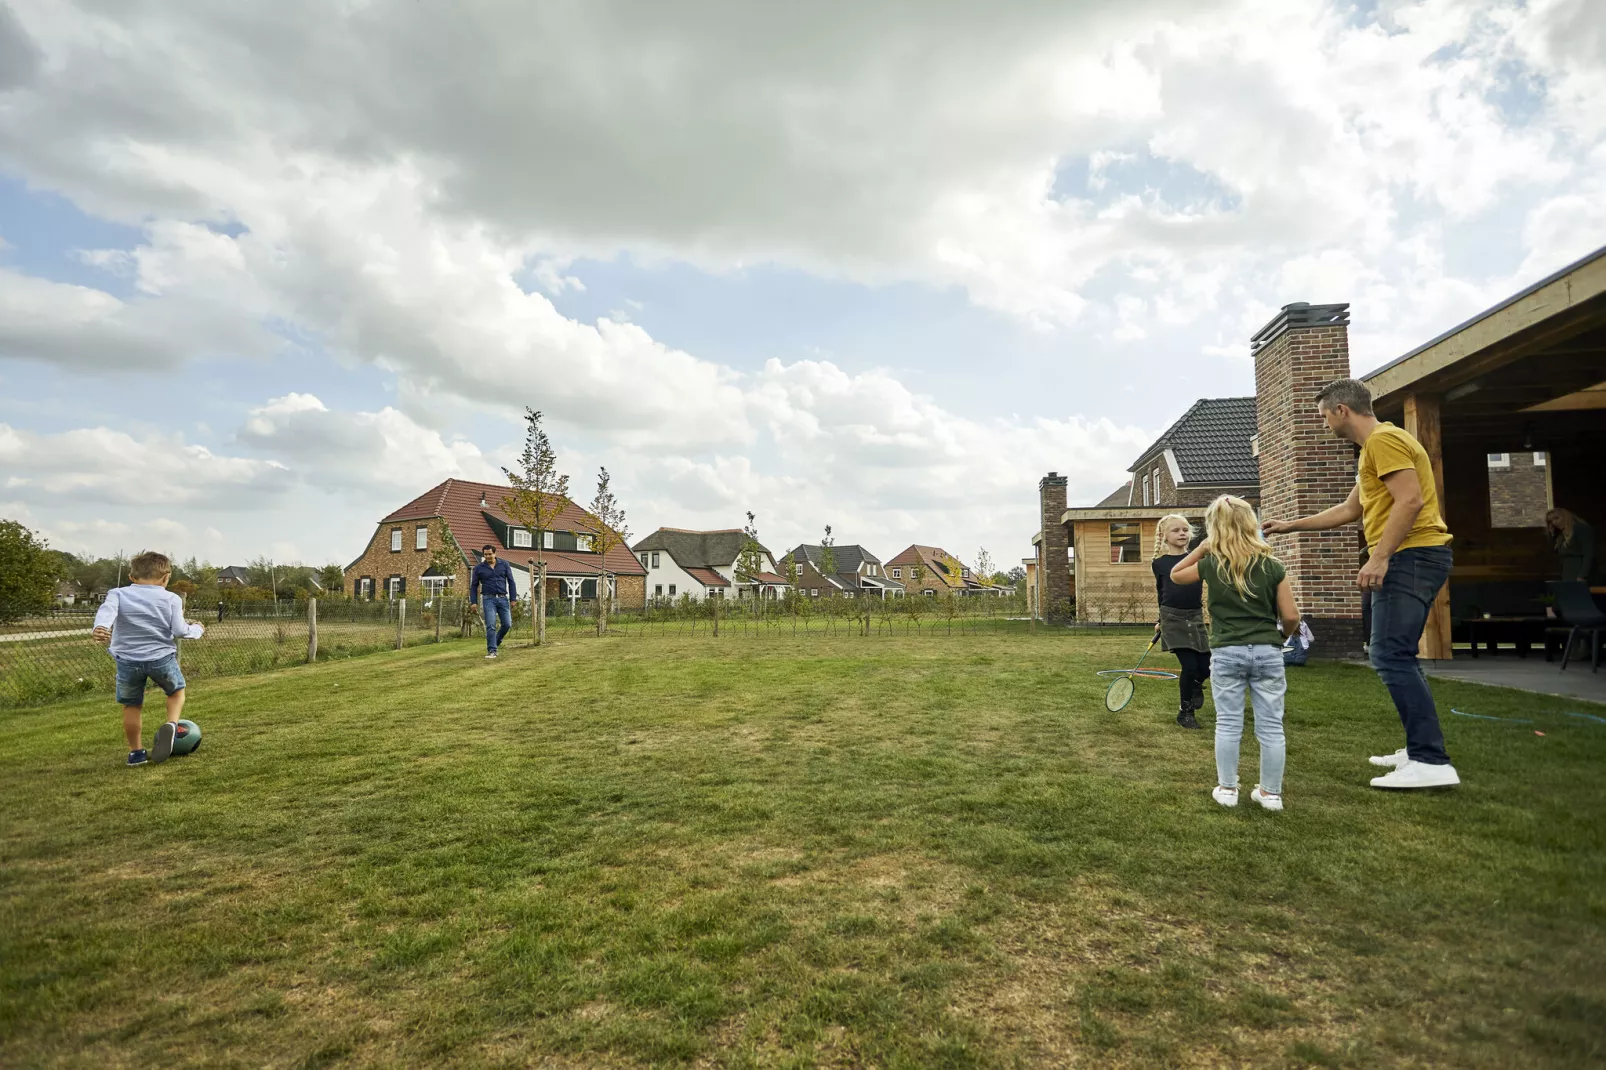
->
xmin=1095 ymin=482 xmax=1134 ymax=507
xmin=1129 ymin=397 xmax=1258 ymax=486
xmin=631 ymin=528 xmax=774 ymax=570
xmin=885 ymin=545 xmax=968 ymax=587
xmin=682 ymin=566 xmax=729 ymax=588
xmin=374 ymin=478 xmax=644 ymax=576
xmin=788 ymin=544 xmax=904 ymax=591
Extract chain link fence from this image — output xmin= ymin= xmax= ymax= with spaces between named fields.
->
xmin=0 ymin=597 xmax=473 ymax=709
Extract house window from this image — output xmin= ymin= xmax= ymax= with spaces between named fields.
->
xmin=543 ymin=531 xmax=554 ymax=549
xmin=415 ymin=526 xmax=428 ymax=550
xmin=655 ymin=584 xmax=663 ymax=596
xmin=669 ymin=584 xmax=676 ymax=595
xmin=386 ymin=576 xmax=403 ymax=600
xmin=1487 ymin=452 xmax=1511 ymax=468
xmin=811 ymin=589 xmax=819 ymax=597
xmin=891 ymin=567 xmax=901 ymax=579
xmin=390 ymin=528 xmax=402 ymax=552
xmin=358 ymin=576 xmax=373 ymax=600
xmin=577 ymin=534 xmax=593 ymax=552
xmin=1533 ymin=452 xmax=1547 ymax=466
xmin=651 ymin=551 xmax=660 ymax=568
xmin=1109 ymin=523 xmax=1142 ymax=564
xmin=640 ymin=553 xmax=650 ymax=568
xmin=1153 ymin=467 xmax=1162 ymax=502
xmin=1141 ymin=475 xmax=1151 ymax=506
xmin=422 ymin=575 xmax=453 ymax=597
xmin=924 ymin=589 xmax=936 ymax=596
xmin=511 ymin=528 xmax=533 ymax=548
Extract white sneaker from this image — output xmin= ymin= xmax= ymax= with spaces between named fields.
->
xmin=1370 ymin=760 xmax=1460 ymax=789
xmin=1211 ymin=785 xmax=1239 ymax=808
xmin=484 ymin=652 xmax=498 ymax=659
xmin=1369 ymin=747 xmax=1408 ymax=768
xmin=1250 ymin=786 xmax=1284 ymax=811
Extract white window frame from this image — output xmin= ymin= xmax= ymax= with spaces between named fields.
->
xmin=1141 ymin=474 xmax=1151 ymax=507
xmin=543 ymin=531 xmax=554 ymax=550
xmin=415 ymin=526 xmax=428 ymax=550
xmin=421 ymin=575 xmax=453 ymax=597
xmin=511 ymin=528 xmax=533 ymax=548
xmin=390 ymin=528 xmax=402 ymax=552
xmin=359 ymin=577 xmax=373 ymax=599
xmin=891 ymin=567 xmax=901 ymax=579
xmin=1153 ymin=466 xmax=1161 ymax=501
xmin=576 ymin=534 xmax=593 ymax=553
xmin=1533 ymin=452 xmax=1547 ymax=467
xmin=1487 ymin=452 xmax=1511 ymax=468
xmin=387 ymin=577 xmax=402 ymax=600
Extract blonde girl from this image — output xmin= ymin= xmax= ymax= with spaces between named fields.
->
xmin=1545 ymin=508 xmax=1597 ymax=583
xmin=1170 ymin=496 xmax=1300 ymax=812
xmin=1151 ymin=514 xmax=1209 ymax=730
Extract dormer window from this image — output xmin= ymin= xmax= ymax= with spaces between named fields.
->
xmin=577 ymin=534 xmax=594 ymax=553
xmin=543 ymin=531 xmax=554 ymax=550
xmin=511 ymin=528 xmax=533 ymax=548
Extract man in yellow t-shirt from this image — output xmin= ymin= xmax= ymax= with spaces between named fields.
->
xmin=1261 ymin=378 xmax=1458 ymax=792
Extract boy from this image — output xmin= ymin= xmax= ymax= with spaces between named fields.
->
xmin=91 ymin=551 xmax=205 ymax=766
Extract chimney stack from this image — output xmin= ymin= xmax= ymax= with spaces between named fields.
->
xmin=1037 ymin=472 xmax=1070 ymax=621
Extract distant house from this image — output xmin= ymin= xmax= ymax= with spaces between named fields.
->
xmin=53 ymin=579 xmax=88 ymax=606
xmin=216 ymin=566 xmax=253 ymax=588
xmin=788 ymin=543 xmax=903 ymax=599
xmin=1035 ymin=397 xmax=1259 ymax=624
xmin=630 ymin=528 xmax=791 ymax=601
xmin=884 ymin=545 xmax=1003 ymax=597
xmin=343 ymin=479 xmax=646 ymax=606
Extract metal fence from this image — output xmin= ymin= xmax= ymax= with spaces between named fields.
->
xmin=0 ymin=597 xmax=472 ymax=709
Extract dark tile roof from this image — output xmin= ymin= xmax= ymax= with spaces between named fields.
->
xmin=1094 ymin=482 xmax=1133 ymax=507
xmin=1130 ymin=397 xmax=1259 ymax=486
xmin=631 ymin=528 xmax=776 ymax=570
xmin=788 ymin=543 xmax=902 ymax=592
xmin=375 ymin=478 xmax=645 ymax=576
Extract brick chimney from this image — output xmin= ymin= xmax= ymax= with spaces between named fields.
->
xmin=1038 ymin=472 xmax=1070 ymax=621
xmin=1252 ymin=302 xmax=1364 ymax=658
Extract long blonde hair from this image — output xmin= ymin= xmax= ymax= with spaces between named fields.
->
xmin=1546 ymin=508 xmax=1577 ymax=548
xmin=1152 ymin=514 xmax=1194 ymax=559
xmin=1204 ymin=495 xmax=1274 ymax=597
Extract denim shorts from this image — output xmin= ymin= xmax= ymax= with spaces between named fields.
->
xmin=115 ymin=654 xmax=186 ymax=706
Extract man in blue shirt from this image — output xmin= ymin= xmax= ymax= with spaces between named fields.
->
xmin=469 ymin=545 xmax=519 ymax=658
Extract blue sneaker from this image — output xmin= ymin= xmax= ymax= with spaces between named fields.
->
xmin=151 ymin=722 xmax=176 ymax=764
xmin=128 ymin=749 xmax=149 ymax=766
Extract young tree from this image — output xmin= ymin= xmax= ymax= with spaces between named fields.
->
xmin=0 ymin=520 xmax=63 ymax=624
xmin=780 ymin=549 xmax=799 ymax=612
xmin=581 ymin=466 xmax=630 ymax=637
xmin=973 ymin=547 xmax=995 ymax=586
xmin=735 ymin=511 xmax=767 ymax=607
xmin=426 ymin=518 xmax=465 ymax=601
xmin=818 ymin=524 xmax=836 ymax=589
xmin=502 ymin=408 xmax=570 ymax=646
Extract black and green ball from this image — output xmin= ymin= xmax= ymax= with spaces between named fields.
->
xmin=171 ymin=719 xmax=203 ymax=756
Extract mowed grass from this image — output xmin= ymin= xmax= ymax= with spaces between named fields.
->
xmin=2 ymin=630 xmax=1604 ymax=1069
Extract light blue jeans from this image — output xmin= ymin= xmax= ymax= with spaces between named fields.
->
xmin=1210 ymin=644 xmax=1287 ymax=794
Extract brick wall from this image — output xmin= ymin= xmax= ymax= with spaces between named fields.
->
xmin=1487 ymin=452 xmax=1550 ymax=529
xmin=1254 ymin=316 xmax=1365 ymax=658
xmin=343 ymin=518 xmax=468 ymax=601
xmin=1039 ymin=473 xmax=1071 ymax=620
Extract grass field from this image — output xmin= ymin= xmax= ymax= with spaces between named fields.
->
xmin=3 ymin=629 xmax=1604 ymax=1068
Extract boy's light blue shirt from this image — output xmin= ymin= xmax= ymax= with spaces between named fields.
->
xmin=94 ymin=584 xmax=204 ymax=662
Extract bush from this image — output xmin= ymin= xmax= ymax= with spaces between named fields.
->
xmin=0 ymin=520 xmax=61 ymax=625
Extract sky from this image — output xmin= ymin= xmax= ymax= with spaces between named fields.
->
xmin=2 ymin=0 xmax=1604 ymax=572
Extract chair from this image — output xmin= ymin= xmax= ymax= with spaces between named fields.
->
xmin=1548 ymin=581 xmax=1605 ymax=672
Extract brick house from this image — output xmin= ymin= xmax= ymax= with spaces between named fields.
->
xmin=1040 ymin=398 xmax=1260 ymax=624
xmin=630 ymin=528 xmax=791 ymax=601
xmin=343 ymin=478 xmax=646 ymax=608
xmin=884 ymin=545 xmax=1003 ymax=596
xmin=788 ymin=543 xmax=904 ymax=599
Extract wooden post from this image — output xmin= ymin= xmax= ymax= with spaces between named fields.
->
xmin=536 ymin=561 xmax=548 ymax=646
xmin=435 ymin=597 xmax=442 ymax=644
xmin=306 ymin=597 xmax=318 ymax=663
xmin=396 ymin=597 xmax=406 ymax=650
xmin=1404 ymin=393 xmax=1452 ymax=660
xmin=712 ymin=592 xmax=720 ymax=637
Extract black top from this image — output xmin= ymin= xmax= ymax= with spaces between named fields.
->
xmin=1153 ymin=554 xmax=1202 ymax=612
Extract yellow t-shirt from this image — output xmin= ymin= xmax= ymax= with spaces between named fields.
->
xmin=1357 ymin=423 xmax=1452 ymax=552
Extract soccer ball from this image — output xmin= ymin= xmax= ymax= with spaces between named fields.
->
xmin=171 ymin=719 xmax=203 ymax=756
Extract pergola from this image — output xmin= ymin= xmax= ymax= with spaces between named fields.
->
xmin=1361 ymin=244 xmax=1606 ymax=657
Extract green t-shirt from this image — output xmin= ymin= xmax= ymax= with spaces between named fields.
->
xmin=1196 ymin=553 xmax=1287 ymax=648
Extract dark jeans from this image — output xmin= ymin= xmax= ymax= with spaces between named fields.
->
xmin=1368 ymin=545 xmax=1453 ymax=765
xmin=1175 ymin=648 xmax=1211 ymax=708
xmin=481 ymin=596 xmax=512 ymax=653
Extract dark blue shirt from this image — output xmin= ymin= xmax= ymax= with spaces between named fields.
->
xmin=470 ymin=559 xmax=518 ymax=602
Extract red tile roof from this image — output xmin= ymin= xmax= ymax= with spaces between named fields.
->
xmin=380 ymin=478 xmax=645 ymax=576
xmin=746 ymin=571 xmax=789 ymax=585
xmin=682 ymin=566 xmax=729 ymax=587
xmin=886 ymin=544 xmax=967 ymax=587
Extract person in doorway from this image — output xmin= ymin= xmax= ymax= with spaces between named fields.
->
xmin=1545 ymin=508 xmax=1597 ymax=584
xmin=1152 ymin=514 xmax=1209 ymax=730
xmin=1261 ymin=378 xmax=1459 ymax=790
xmin=468 ymin=545 xmax=518 ymax=659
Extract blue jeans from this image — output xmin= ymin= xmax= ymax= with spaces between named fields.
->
xmin=115 ymin=654 xmax=185 ymax=706
xmin=1211 ymin=644 xmax=1287 ymax=794
xmin=1369 ymin=545 xmax=1453 ymax=765
xmin=480 ymin=596 xmax=512 ymax=653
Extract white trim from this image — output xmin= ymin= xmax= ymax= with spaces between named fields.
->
xmin=1487 ymin=452 xmax=1511 ymax=468
xmin=1163 ymin=448 xmax=1183 ymax=485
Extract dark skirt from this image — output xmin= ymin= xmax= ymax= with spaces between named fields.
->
xmin=1158 ymin=606 xmax=1209 ymax=653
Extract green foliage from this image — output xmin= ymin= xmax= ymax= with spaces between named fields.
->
xmin=735 ymin=511 xmax=766 ymax=585
xmin=502 ymin=407 xmax=570 ymax=564
xmin=0 ymin=520 xmax=62 ymax=623
xmin=818 ymin=524 xmax=836 ymax=583
xmin=427 ymin=518 xmax=464 ymax=584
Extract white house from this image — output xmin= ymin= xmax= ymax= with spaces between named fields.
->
xmin=630 ymin=528 xmax=791 ymax=602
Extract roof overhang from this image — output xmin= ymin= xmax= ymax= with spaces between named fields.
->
xmin=1361 ymin=245 xmax=1606 ymax=432
xmin=1061 ymin=506 xmax=1206 ymax=524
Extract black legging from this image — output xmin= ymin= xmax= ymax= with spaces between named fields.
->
xmin=1174 ymin=647 xmax=1211 ymax=708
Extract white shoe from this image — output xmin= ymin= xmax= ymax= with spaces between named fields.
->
xmin=1370 ymin=760 xmax=1460 ymax=789
xmin=1369 ymin=747 xmax=1408 ymax=768
xmin=1211 ymin=785 xmax=1239 ymax=808
xmin=1250 ymin=786 xmax=1283 ymax=812
xmin=484 ymin=652 xmax=498 ymax=659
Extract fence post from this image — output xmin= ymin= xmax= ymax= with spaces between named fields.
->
xmin=712 ymin=593 xmax=720 ymax=637
xmin=307 ymin=597 xmax=318 ymax=664
xmin=396 ymin=598 xmax=406 ymax=650
xmin=435 ymin=599 xmax=442 ymax=644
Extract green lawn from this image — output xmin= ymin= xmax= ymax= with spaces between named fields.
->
xmin=2 ymin=630 xmax=1603 ymax=1068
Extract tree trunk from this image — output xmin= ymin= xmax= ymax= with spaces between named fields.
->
xmin=712 ymin=592 xmax=720 ymax=637
xmin=306 ymin=597 xmax=318 ymax=663
xmin=596 ymin=570 xmax=608 ymax=637
xmin=396 ymin=597 xmax=406 ymax=649
xmin=536 ymin=560 xmax=548 ymax=646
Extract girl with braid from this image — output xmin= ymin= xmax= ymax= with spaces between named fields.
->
xmin=1151 ymin=514 xmax=1209 ymax=730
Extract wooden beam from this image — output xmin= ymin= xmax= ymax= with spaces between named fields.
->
xmin=1403 ymin=393 xmax=1453 ymax=660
